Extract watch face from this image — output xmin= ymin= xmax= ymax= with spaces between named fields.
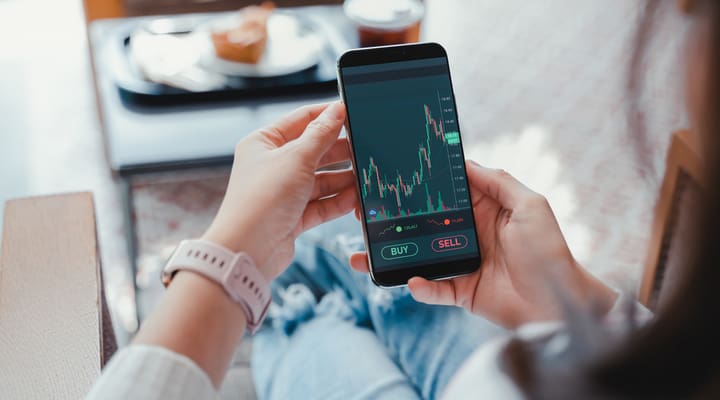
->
xmin=161 ymin=246 xmax=181 ymax=287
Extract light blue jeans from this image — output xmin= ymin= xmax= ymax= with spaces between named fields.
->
xmin=251 ymin=216 xmax=504 ymax=400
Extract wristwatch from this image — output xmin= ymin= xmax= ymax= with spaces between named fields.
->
xmin=161 ymin=239 xmax=271 ymax=334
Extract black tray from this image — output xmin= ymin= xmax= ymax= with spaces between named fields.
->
xmin=109 ymin=11 xmax=349 ymax=107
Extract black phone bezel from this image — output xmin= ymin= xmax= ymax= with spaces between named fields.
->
xmin=337 ymin=42 xmax=482 ymax=287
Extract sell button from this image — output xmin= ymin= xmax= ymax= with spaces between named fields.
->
xmin=431 ymin=235 xmax=468 ymax=252
xmin=381 ymin=242 xmax=419 ymax=260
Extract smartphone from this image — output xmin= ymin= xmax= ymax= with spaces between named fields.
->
xmin=337 ymin=42 xmax=482 ymax=287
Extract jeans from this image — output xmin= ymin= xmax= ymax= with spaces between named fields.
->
xmin=251 ymin=215 xmax=504 ymax=400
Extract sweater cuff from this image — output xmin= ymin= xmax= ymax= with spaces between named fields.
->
xmin=87 ymin=344 xmax=217 ymax=400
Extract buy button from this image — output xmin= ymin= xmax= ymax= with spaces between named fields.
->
xmin=431 ymin=235 xmax=468 ymax=252
xmin=381 ymin=242 xmax=419 ymax=260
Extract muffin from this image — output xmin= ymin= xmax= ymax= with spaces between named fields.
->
xmin=211 ymin=2 xmax=275 ymax=64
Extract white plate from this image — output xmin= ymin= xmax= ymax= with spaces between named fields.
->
xmin=196 ymin=13 xmax=323 ymax=77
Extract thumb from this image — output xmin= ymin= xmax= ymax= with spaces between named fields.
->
xmin=408 ymin=277 xmax=458 ymax=306
xmin=465 ymin=160 xmax=535 ymax=209
xmin=299 ymin=101 xmax=346 ymax=162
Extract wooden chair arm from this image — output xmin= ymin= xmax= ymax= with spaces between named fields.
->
xmin=639 ymin=130 xmax=702 ymax=310
xmin=678 ymin=0 xmax=695 ymax=13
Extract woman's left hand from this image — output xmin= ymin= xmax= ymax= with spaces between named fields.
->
xmin=203 ymin=102 xmax=357 ymax=280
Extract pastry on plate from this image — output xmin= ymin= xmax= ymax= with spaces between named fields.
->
xmin=211 ymin=2 xmax=275 ymax=64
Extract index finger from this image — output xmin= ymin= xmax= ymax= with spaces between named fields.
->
xmin=349 ymin=251 xmax=370 ymax=273
xmin=261 ymin=103 xmax=330 ymax=145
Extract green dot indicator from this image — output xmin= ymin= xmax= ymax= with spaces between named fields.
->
xmin=395 ymin=226 xmax=403 ymax=233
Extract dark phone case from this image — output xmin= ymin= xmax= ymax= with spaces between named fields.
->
xmin=336 ymin=42 xmax=482 ymax=287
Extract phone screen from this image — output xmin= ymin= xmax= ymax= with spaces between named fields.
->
xmin=340 ymin=52 xmax=481 ymax=282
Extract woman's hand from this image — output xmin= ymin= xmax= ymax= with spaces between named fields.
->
xmin=349 ymin=161 xmax=617 ymax=328
xmin=130 ymin=103 xmax=356 ymax=389
xmin=203 ymin=102 xmax=357 ymax=280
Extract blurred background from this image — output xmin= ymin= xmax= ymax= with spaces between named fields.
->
xmin=0 ymin=0 xmax=693 ymax=397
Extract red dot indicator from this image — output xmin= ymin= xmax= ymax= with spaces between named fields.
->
xmin=444 ymin=219 xmax=450 ymax=225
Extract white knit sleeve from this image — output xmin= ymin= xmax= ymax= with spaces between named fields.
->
xmin=442 ymin=292 xmax=653 ymax=399
xmin=86 ymin=344 xmax=217 ymax=400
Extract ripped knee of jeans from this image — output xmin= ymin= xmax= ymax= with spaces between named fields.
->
xmin=367 ymin=284 xmax=414 ymax=313
xmin=268 ymin=284 xmax=362 ymax=336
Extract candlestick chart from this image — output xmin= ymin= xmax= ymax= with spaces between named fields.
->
xmin=357 ymin=90 xmax=471 ymax=222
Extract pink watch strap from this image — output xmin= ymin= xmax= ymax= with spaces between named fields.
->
xmin=162 ymin=239 xmax=271 ymax=334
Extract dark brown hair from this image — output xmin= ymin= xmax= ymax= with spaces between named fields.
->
xmin=502 ymin=1 xmax=720 ymax=398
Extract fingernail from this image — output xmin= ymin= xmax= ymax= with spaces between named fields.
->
xmin=468 ymin=159 xmax=483 ymax=169
xmin=325 ymin=102 xmax=345 ymax=121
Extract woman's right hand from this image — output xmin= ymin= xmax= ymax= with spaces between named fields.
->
xmin=350 ymin=161 xmax=617 ymax=328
